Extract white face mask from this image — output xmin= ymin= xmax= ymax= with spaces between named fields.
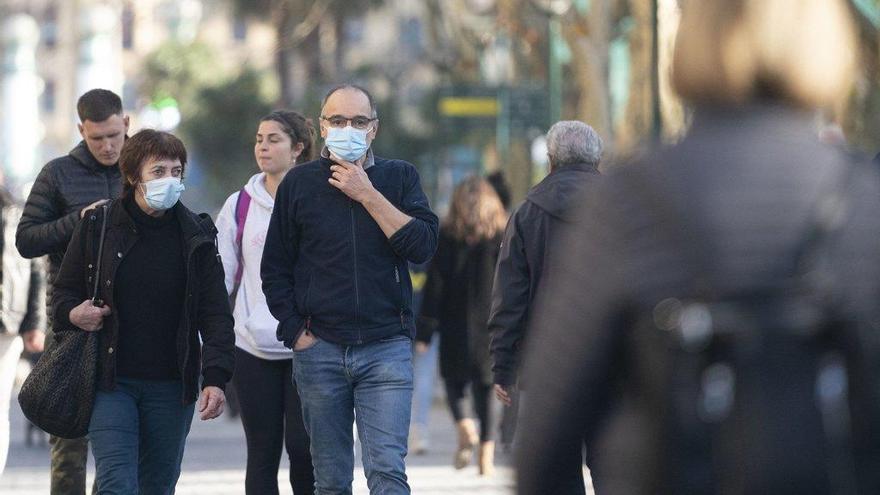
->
xmin=141 ymin=177 xmax=185 ymax=210
xmin=325 ymin=125 xmax=370 ymax=162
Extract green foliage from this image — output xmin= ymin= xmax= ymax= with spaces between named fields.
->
xmin=140 ymin=40 xmax=222 ymax=115
xmin=180 ymin=69 xmax=275 ymax=209
xmin=139 ymin=38 xmax=279 ymax=211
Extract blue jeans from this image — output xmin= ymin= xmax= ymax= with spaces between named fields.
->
xmin=293 ymin=335 xmax=413 ymax=495
xmin=410 ymin=333 xmax=437 ymax=429
xmin=89 ymin=378 xmax=195 ymax=495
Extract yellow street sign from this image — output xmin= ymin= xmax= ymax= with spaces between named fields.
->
xmin=438 ymin=97 xmax=499 ymax=117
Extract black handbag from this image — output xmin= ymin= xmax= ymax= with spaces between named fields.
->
xmin=18 ymin=204 xmax=109 ymax=439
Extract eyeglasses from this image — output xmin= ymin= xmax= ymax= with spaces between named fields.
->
xmin=320 ymin=115 xmax=377 ymax=130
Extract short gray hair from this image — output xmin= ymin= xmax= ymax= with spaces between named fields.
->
xmin=546 ymin=121 xmax=603 ymax=167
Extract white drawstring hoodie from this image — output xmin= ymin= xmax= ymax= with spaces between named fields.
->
xmin=216 ymin=173 xmax=291 ymax=359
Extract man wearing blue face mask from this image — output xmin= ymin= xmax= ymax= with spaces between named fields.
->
xmin=262 ymin=84 xmax=439 ymax=494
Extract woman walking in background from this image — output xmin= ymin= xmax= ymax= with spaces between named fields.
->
xmin=216 ymin=110 xmax=316 ymax=494
xmin=52 ymin=129 xmax=235 ymax=493
xmin=417 ymin=176 xmax=507 ymax=475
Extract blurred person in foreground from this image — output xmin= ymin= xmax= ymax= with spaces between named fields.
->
xmin=261 ymin=84 xmax=438 ymax=494
xmin=417 ymin=176 xmax=507 ymax=475
xmin=216 ymin=110 xmax=316 ymax=494
xmin=16 ymin=89 xmax=126 ymax=494
xmin=52 ymin=129 xmax=235 ymax=493
xmin=517 ymin=0 xmax=880 ymax=494
xmin=488 ymin=121 xmax=603 ymax=494
xmin=0 ymin=177 xmax=45 ymax=480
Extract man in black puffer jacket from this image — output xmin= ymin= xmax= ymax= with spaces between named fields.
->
xmin=15 ymin=88 xmax=126 ymax=495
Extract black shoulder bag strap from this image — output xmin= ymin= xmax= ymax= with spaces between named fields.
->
xmin=90 ymin=203 xmax=110 ymax=307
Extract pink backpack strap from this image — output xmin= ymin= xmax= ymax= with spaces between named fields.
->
xmin=233 ymin=189 xmax=252 ymax=289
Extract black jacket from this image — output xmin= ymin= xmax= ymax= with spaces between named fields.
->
xmin=488 ymin=163 xmax=600 ymax=386
xmin=418 ymin=230 xmax=501 ymax=383
xmin=16 ymin=141 xmax=122 ymax=328
xmin=517 ymin=105 xmax=880 ymax=494
xmin=52 ymin=200 xmax=235 ymax=404
xmin=261 ymin=155 xmax=439 ymax=348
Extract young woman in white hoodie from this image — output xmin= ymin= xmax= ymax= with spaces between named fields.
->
xmin=216 ymin=110 xmax=316 ymax=495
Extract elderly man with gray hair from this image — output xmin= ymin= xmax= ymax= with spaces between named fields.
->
xmin=488 ymin=120 xmax=602 ymax=494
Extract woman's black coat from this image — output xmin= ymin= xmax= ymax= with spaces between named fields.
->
xmin=418 ymin=229 xmax=501 ymax=384
xmin=52 ymin=200 xmax=235 ymax=404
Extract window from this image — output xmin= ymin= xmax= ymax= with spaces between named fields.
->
xmin=233 ymin=18 xmax=247 ymax=41
xmin=41 ymin=80 xmax=56 ymax=114
xmin=122 ymin=3 xmax=135 ymax=50
xmin=41 ymin=6 xmax=57 ymax=48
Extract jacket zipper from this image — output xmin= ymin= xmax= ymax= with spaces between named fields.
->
xmin=395 ymin=265 xmax=405 ymax=329
xmin=179 ymin=234 xmax=207 ymax=403
xmin=350 ymin=200 xmax=361 ymax=343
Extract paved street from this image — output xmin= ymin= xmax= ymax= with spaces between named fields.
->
xmin=2 ymin=389 xmax=518 ymax=494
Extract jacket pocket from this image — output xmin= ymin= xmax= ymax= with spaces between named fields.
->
xmin=294 ymin=271 xmax=313 ymax=316
xmin=394 ymin=264 xmax=404 ymax=310
xmin=303 ymin=273 xmax=313 ymax=315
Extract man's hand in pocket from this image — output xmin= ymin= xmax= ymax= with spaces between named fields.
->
xmin=294 ymin=329 xmax=318 ymax=351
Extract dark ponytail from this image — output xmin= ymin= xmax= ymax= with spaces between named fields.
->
xmin=260 ymin=110 xmax=316 ymax=164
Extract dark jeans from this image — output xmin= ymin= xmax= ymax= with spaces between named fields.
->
xmin=89 ymin=378 xmax=194 ymax=495
xmin=232 ymin=347 xmax=314 ymax=494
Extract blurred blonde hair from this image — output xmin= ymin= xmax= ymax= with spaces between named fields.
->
xmin=672 ymin=0 xmax=857 ymax=108
xmin=444 ymin=176 xmax=508 ymax=244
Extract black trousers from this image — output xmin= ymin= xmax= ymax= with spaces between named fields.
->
xmin=444 ymin=366 xmax=494 ymax=442
xmin=232 ymin=347 xmax=315 ymax=494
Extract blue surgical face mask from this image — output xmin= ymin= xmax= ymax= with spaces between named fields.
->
xmin=325 ymin=125 xmax=370 ymax=162
xmin=141 ymin=176 xmax=185 ymax=210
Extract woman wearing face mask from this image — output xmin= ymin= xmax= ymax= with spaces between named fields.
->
xmin=215 ymin=110 xmax=316 ymax=494
xmin=52 ymin=129 xmax=235 ymax=493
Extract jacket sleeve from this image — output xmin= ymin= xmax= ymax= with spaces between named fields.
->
xmin=515 ymin=183 xmax=628 ymax=495
xmin=51 ymin=213 xmax=92 ymax=332
xmin=195 ymin=231 xmax=236 ymax=391
xmin=416 ymin=233 xmax=450 ymax=344
xmin=19 ymin=256 xmax=46 ymax=334
xmin=214 ymin=193 xmax=240 ymax=296
xmin=488 ymin=205 xmax=535 ymax=386
xmin=16 ymin=165 xmax=81 ymax=258
xmin=261 ymin=176 xmax=304 ymax=348
xmin=388 ymin=164 xmax=439 ymax=264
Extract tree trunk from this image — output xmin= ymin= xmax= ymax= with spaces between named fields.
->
xmin=615 ymin=0 xmax=655 ymax=152
xmin=563 ymin=3 xmax=612 ymax=139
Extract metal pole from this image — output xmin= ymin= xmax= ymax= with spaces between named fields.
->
xmin=496 ymin=85 xmax=511 ymax=166
xmin=549 ymin=15 xmax=563 ymax=125
xmin=650 ymin=0 xmax=662 ymax=141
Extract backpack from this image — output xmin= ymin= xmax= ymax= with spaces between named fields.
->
xmin=230 ymin=188 xmax=251 ymax=300
xmin=629 ymin=161 xmax=880 ymax=494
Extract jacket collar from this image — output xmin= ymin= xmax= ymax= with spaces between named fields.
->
xmin=551 ymin=162 xmax=599 ymax=175
xmin=69 ymin=141 xmax=118 ymax=173
xmin=319 ymin=146 xmax=375 ymax=169
xmin=109 ymin=197 xmax=216 ymax=244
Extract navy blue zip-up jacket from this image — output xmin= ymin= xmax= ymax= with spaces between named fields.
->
xmin=261 ymin=154 xmax=439 ymax=348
